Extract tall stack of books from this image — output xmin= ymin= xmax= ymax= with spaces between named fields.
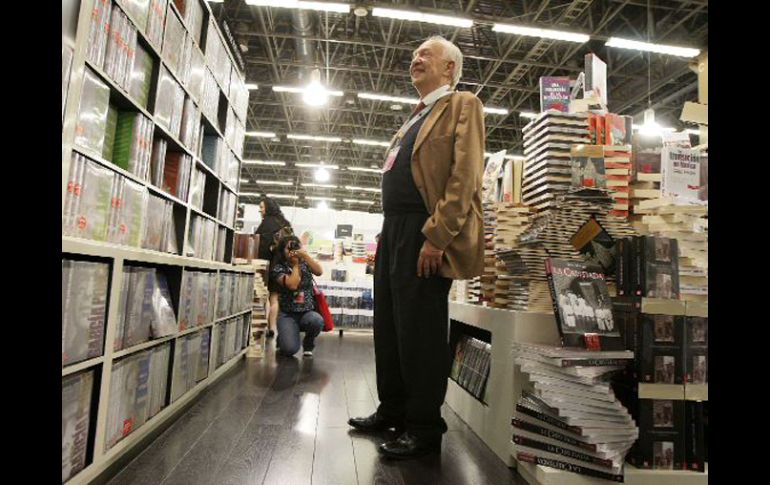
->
xmin=512 ymin=343 xmax=637 ymax=482
xmin=480 ymin=203 xmax=498 ymax=305
xmin=247 ymin=260 xmax=269 ymax=359
xmin=521 ymin=111 xmax=590 ymax=213
xmin=494 ymin=204 xmax=536 ymax=250
xmin=570 ymin=144 xmax=633 ymax=218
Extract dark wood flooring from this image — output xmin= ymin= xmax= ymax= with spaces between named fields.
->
xmin=107 ymin=333 xmax=527 ymax=485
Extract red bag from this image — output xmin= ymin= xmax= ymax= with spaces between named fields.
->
xmin=313 ymin=284 xmax=334 ymax=332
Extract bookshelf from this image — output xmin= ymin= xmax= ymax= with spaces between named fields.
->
xmin=62 ymin=1 xmax=251 ymax=483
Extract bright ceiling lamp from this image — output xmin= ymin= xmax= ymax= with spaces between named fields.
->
xmin=605 ymin=37 xmax=700 ymax=58
xmin=240 ymin=178 xmax=250 ymax=183
xmin=245 ymin=0 xmax=351 ymax=13
xmin=266 ymin=193 xmax=300 ymax=200
xmin=347 ymin=167 xmax=382 ymax=174
xmin=352 ymin=139 xmax=391 ymax=147
xmin=296 ymin=162 xmax=339 ymax=169
xmin=245 ymin=83 xmax=259 ymax=90
xmin=484 ymin=107 xmax=509 ymax=115
xmin=243 ymin=160 xmax=286 ymax=166
xmin=304 ymin=68 xmax=337 ymax=106
xmin=302 ymin=183 xmax=338 ymax=188
xmin=273 ymin=85 xmax=344 ymax=96
xmin=344 ymin=199 xmax=374 ymax=204
xmin=358 ymin=92 xmax=419 ymax=105
xmin=519 ymin=111 xmax=538 ymax=119
xmin=238 ymin=192 xmax=262 ymax=197
xmin=307 ymin=196 xmax=336 ymax=201
xmin=637 ymin=108 xmax=664 ymax=137
xmin=288 ymin=134 xmax=343 ymax=143
xmin=256 ymin=180 xmax=293 ymax=186
xmin=372 ymin=7 xmax=472 ymax=28
xmin=316 ymin=200 xmax=330 ymax=210
xmin=314 ymin=166 xmax=331 ymax=182
xmin=345 ymin=185 xmax=381 ymax=193
xmin=493 ymin=23 xmax=589 ymax=43
xmin=246 ymin=131 xmax=277 ymax=138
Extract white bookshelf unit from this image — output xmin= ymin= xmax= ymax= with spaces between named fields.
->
xmin=62 ymin=1 xmax=251 ymax=483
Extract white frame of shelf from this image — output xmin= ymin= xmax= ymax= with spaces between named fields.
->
xmin=62 ymin=1 xmax=251 ymax=483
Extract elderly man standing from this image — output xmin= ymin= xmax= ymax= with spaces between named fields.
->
xmin=348 ymin=35 xmax=485 ymax=459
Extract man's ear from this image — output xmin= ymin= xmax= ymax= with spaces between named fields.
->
xmin=445 ymin=60 xmax=455 ymax=78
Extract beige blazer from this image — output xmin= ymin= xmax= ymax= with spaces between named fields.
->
xmin=400 ymin=90 xmax=485 ymax=280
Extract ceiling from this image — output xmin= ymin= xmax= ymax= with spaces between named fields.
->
xmin=210 ymin=0 xmax=708 ymax=213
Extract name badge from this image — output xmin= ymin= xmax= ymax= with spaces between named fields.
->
xmin=383 ymin=146 xmax=401 ymax=172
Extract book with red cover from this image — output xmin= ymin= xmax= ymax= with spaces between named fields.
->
xmin=604 ymin=114 xmax=627 ymax=146
xmin=163 ymin=152 xmax=182 ymax=197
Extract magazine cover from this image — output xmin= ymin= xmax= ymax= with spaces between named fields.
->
xmin=570 ymin=145 xmax=606 ymax=189
xmin=545 ymin=258 xmax=622 ymax=350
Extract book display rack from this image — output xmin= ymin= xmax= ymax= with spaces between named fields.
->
xmin=62 ymin=1 xmax=251 ymax=483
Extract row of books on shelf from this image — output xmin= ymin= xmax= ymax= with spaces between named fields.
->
xmin=106 ymin=342 xmax=172 ymax=450
xmin=62 ymin=369 xmax=94 ymax=482
xmin=186 ymin=215 xmax=220 ymax=261
xmin=178 ymin=271 xmax=217 ymax=331
xmin=170 ymin=327 xmax=211 ymax=402
xmin=450 ymin=335 xmax=492 ymax=402
xmin=215 ymin=272 xmax=254 ymax=319
xmin=214 ymin=315 xmax=250 ymax=368
xmin=202 ymin=135 xmax=241 ymax=188
xmin=317 ymin=282 xmax=375 ymax=328
xmin=62 ymin=260 xmax=109 ymax=366
xmin=114 ymin=267 xmax=178 ymax=352
xmin=150 ymin=139 xmax=194 ymax=200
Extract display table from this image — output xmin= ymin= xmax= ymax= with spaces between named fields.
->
xmin=445 ymin=302 xmax=560 ymax=466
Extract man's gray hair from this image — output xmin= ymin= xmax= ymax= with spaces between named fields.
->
xmin=425 ymin=35 xmax=463 ymax=88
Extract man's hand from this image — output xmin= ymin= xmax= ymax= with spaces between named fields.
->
xmin=417 ymin=239 xmax=444 ymax=278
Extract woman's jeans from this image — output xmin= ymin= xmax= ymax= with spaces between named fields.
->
xmin=276 ymin=310 xmax=324 ymax=356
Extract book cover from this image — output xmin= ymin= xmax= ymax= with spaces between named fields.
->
xmin=150 ymin=272 xmax=178 ymax=338
xmin=604 ymin=114 xmax=627 ymax=146
xmin=661 ymin=147 xmax=702 ymax=202
xmin=684 ymin=401 xmax=706 ymax=472
xmin=570 ymin=217 xmax=616 ymax=275
xmin=643 ymin=236 xmax=680 ymax=299
xmin=545 ymin=258 xmax=621 ymax=350
xmin=638 ymin=314 xmax=685 ymax=384
xmin=539 ymin=77 xmax=572 ymax=113
xmin=627 ymin=399 xmax=686 ymax=470
xmin=570 ymin=145 xmax=606 ymax=189
xmin=584 ymin=53 xmax=608 ymax=105
xmin=75 ymin=68 xmax=110 ymax=155
xmin=61 ymin=370 xmax=94 ymax=482
xmin=516 ymin=451 xmax=623 ymax=482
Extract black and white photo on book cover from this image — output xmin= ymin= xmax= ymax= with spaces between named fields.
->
xmin=653 ymin=400 xmax=674 ymax=428
xmin=654 ymin=356 xmax=676 ymax=384
xmin=654 ymin=315 xmax=675 ymax=343
xmin=654 ymin=441 xmax=675 ymax=470
xmin=546 ymin=259 xmax=620 ymax=349
xmin=692 ymin=356 xmax=707 ymax=384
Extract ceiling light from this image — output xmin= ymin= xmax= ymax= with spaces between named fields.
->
xmin=347 ymin=167 xmax=382 ymax=174
xmin=483 ymin=107 xmax=509 ymax=115
xmin=353 ymin=6 xmax=368 ymax=17
xmin=372 ymin=7 xmax=473 ymax=28
xmin=302 ymin=183 xmax=338 ymax=188
xmin=243 ymin=160 xmax=286 ymax=166
xmin=238 ymin=192 xmax=263 ymax=197
xmin=266 ymin=193 xmax=300 ymax=200
xmin=246 ymin=131 xmax=277 ymax=138
xmin=316 ymin=200 xmax=329 ymax=211
xmin=296 ymin=162 xmax=339 ymax=169
xmin=492 ymin=23 xmax=589 ymax=43
xmin=352 ymin=139 xmax=391 ymax=147
xmin=245 ymin=0 xmax=350 ymax=13
xmin=304 ymin=69 xmax=331 ymax=106
xmin=245 ymin=83 xmax=259 ymax=90
xmin=307 ymin=196 xmax=335 ymax=201
xmin=344 ymin=199 xmax=374 ymax=204
xmin=274 ymin=85 xmax=344 ymax=96
xmin=288 ymin=134 xmax=343 ymax=143
xmin=345 ymin=185 xmax=381 ymax=193
xmin=239 ymin=178 xmax=250 ymax=183
xmin=390 ymin=104 xmax=403 ymax=111
xmin=314 ymin=167 xmax=331 ymax=182
xmin=256 ymin=180 xmax=293 ymax=186
xmin=358 ymin=92 xmax=419 ymax=105
xmin=519 ymin=111 xmax=538 ymax=119
xmin=605 ymin=37 xmax=700 ymax=58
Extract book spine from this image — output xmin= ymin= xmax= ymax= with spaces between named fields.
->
xmin=511 ymin=418 xmax=597 ymax=452
xmin=513 ymin=435 xmax=614 ymax=468
xmin=516 ymin=453 xmax=623 ymax=483
xmin=616 ymin=238 xmax=626 ymax=296
xmin=515 ymin=403 xmax=583 ymax=435
xmin=544 ymin=259 xmax=565 ymax=345
xmin=560 ymin=358 xmax=630 ymax=368
xmin=631 ymin=236 xmax=642 ymax=296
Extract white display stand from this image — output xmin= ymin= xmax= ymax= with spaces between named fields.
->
xmin=445 ymin=302 xmax=560 ymax=466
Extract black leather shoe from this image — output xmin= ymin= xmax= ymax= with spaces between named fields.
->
xmin=348 ymin=413 xmax=404 ymax=433
xmin=378 ymin=432 xmax=441 ymax=459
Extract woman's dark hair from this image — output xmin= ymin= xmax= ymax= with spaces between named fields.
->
xmin=274 ymin=235 xmax=302 ymax=264
xmin=260 ymin=197 xmax=285 ymax=218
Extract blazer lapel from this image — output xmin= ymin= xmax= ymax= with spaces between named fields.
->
xmin=412 ymin=94 xmax=452 ymax=155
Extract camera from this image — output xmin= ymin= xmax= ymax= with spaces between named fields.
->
xmin=288 ymin=240 xmax=300 ymax=251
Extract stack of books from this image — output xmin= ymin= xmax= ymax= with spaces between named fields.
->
xmin=570 ymin=144 xmax=633 ymax=218
xmin=62 ymin=260 xmax=109 ymax=366
xmin=178 ymin=270 xmax=217 ymax=331
xmin=450 ymin=335 xmax=492 ymax=402
xmin=521 ymin=111 xmax=590 ymax=212
xmin=616 ymin=235 xmax=681 ymax=300
xmin=494 ymin=204 xmax=535 ymax=250
xmin=512 ymin=343 xmax=638 ymax=482
xmin=171 ymin=328 xmax=211 ymax=402
xmin=481 ymin=203 xmax=498 ymax=304
xmin=62 ymin=369 xmax=95 ymax=482
xmin=106 ymin=343 xmax=171 ymax=450
xmin=113 ymin=266 xmax=179 ymax=351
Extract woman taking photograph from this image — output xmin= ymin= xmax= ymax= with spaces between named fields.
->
xmin=254 ymin=197 xmax=293 ymax=338
xmin=271 ymin=235 xmax=325 ymax=357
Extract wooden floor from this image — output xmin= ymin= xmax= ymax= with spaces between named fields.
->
xmin=107 ymin=332 xmax=527 ymax=485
